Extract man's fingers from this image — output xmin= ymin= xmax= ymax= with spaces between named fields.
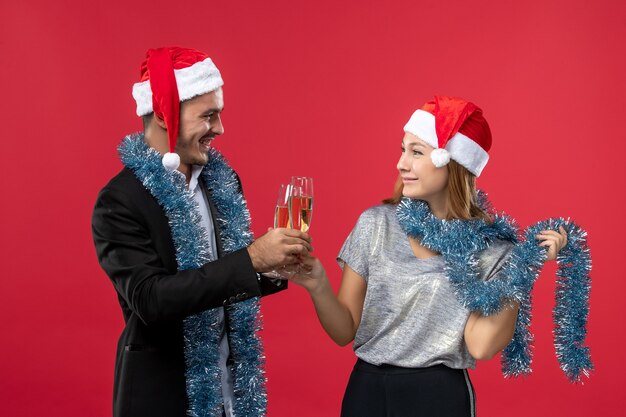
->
xmin=287 ymin=244 xmax=310 ymax=257
xmin=275 ymin=247 xmax=308 ymax=265
xmin=299 ymin=255 xmax=317 ymax=266
xmin=279 ymin=237 xmax=313 ymax=251
xmin=283 ymin=254 xmax=300 ymax=265
xmin=285 ymin=240 xmax=313 ymax=253
xmin=278 ymin=228 xmax=312 ymax=242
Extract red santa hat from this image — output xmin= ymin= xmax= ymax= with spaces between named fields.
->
xmin=131 ymin=46 xmax=224 ymax=171
xmin=403 ymin=96 xmax=492 ymax=177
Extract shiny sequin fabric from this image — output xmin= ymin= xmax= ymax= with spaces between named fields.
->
xmin=337 ymin=204 xmax=513 ymax=369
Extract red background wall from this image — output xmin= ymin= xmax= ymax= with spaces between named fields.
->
xmin=1 ymin=1 xmax=624 ymax=415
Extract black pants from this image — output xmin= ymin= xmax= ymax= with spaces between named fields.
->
xmin=341 ymin=359 xmax=476 ymax=417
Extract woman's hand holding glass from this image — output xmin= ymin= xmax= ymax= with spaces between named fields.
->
xmin=286 ymin=256 xmax=330 ymax=295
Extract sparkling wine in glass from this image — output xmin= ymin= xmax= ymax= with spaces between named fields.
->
xmin=289 ymin=176 xmax=314 ymax=233
xmin=274 ymin=184 xmax=291 ymax=229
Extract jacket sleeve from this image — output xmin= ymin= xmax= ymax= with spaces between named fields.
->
xmin=92 ymin=186 xmax=263 ymax=326
xmin=258 ymin=274 xmax=288 ymax=296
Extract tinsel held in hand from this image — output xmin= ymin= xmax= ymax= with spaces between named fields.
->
xmin=396 ymin=193 xmax=592 ymax=383
xmin=119 ymin=134 xmax=266 ymax=417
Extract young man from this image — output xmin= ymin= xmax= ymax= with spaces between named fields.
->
xmin=92 ymin=46 xmax=311 ymax=417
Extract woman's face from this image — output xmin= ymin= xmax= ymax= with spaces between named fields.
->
xmin=397 ymin=133 xmax=449 ymax=203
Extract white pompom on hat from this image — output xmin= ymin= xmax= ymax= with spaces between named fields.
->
xmin=403 ymin=96 xmax=492 ymax=177
xmin=131 ymin=46 xmax=224 ymax=171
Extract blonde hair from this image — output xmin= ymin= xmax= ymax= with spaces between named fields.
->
xmin=383 ymin=159 xmax=491 ymax=222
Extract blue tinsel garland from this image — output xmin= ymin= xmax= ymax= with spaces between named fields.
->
xmin=119 ymin=133 xmax=266 ymax=416
xmin=396 ymin=194 xmax=592 ymax=382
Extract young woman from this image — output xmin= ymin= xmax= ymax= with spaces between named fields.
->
xmin=288 ymin=96 xmax=569 ymax=417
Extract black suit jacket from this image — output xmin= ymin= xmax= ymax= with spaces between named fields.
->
xmin=92 ymin=167 xmax=285 ymax=417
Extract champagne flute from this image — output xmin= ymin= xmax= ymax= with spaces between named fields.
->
xmin=267 ymin=184 xmax=291 ymax=279
xmin=287 ymin=176 xmax=314 ymax=276
xmin=288 ymin=176 xmax=314 ymax=233
xmin=274 ymin=183 xmax=291 ymax=229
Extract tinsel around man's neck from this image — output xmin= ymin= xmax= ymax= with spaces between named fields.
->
xmin=118 ymin=133 xmax=268 ymax=416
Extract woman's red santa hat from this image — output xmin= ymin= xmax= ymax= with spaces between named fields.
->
xmin=132 ymin=46 xmax=224 ymax=171
xmin=403 ymin=96 xmax=492 ymax=177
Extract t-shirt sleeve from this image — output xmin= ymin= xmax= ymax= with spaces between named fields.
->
xmin=479 ymin=239 xmax=515 ymax=281
xmin=336 ymin=209 xmax=376 ymax=281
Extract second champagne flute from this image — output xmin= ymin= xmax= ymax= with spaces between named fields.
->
xmin=288 ymin=176 xmax=314 ymax=233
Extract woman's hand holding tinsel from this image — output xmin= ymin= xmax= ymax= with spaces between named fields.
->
xmin=502 ymin=219 xmax=592 ymax=383
xmin=535 ymin=225 xmax=568 ymax=261
xmin=396 ymin=195 xmax=593 ymax=383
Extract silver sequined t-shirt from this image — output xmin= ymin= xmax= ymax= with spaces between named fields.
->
xmin=337 ymin=204 xmax=514 ymax=369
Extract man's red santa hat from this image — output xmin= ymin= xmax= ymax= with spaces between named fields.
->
xmin=403 ymin=96 xmax=492 ymax=177
xmin=132 ymin=46 xmax=224 ymax=171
